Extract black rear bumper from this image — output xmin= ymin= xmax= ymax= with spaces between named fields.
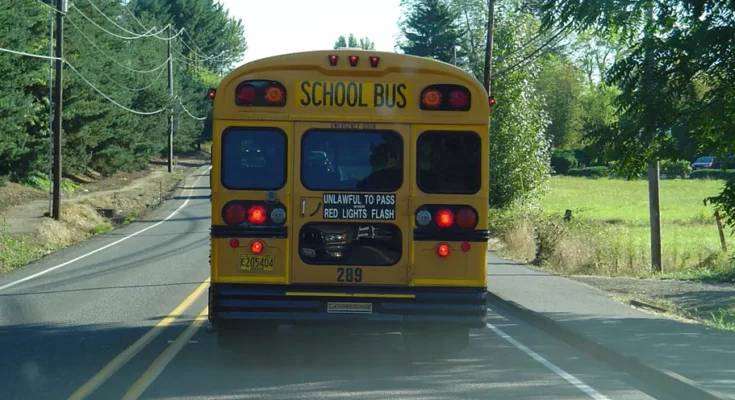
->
xmin=208 ymin=283 xmax=487 ymax=329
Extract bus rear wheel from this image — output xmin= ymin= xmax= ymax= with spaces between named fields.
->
xmin=402 ymin=326 xmax=469 ymax=359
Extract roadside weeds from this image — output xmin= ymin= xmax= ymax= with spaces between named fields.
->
xmin=0 ymin=153 xmax=209 ymax=275
xmin=488 ymin=206 xmax=735 ymax=332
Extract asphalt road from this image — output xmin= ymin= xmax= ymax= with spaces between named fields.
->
xmin=0 ymin=165 xmax=674 ymax=400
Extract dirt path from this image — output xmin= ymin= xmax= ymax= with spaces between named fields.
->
xmin=571 ymin=275 xmax=735 ymax=328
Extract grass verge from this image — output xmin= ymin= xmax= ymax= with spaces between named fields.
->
xmin=491 ymin=176 xmax=734 ymax=280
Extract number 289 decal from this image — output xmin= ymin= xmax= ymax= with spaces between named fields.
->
xmin=336 ymin=267 xmax=363 ymax=282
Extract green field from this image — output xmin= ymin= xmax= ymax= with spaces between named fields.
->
xmin=534 ymin=177 xmax=730 ymax=277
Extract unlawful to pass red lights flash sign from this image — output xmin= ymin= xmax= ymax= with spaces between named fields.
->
xmin=296 ymin=81 xmax=410 ymax=109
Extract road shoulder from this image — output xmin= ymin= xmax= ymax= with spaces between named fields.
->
xmin=487 ymin=251 xmax=735 ymax=400
xmin=0 ymin=153 xmax=210 ymax=278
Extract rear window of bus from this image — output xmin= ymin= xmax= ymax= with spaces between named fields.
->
xmin=417 ymin=131 xmax=481 ymax=194
xmin=221 ymin=128 xmax=286 ymax=190
xmin=301 ymin=130 xmax=402 ymax=192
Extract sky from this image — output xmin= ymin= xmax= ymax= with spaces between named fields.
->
xmin=218 ymin=0 xmax=403 ymax=66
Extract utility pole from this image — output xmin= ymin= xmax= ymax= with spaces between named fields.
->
xmin=167 ymin=26 xmax=174 ymax=173
xmin=52 ymin=0 xmax=66 ymax=221
xmin=644 ymin=1 xmax=662 ymax=272
xmin=482 ymin=0 xmax=496 ymax=95
xmin=47 ymin=6 xmax=54 ymax=217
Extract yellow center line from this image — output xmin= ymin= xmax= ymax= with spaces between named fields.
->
xmin=67 ymin=279 xmax=210 ymax=400
xmin=122 ymin=306 xmax=208 ymax=400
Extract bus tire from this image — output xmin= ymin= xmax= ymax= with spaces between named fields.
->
xmin=402 ymin=326 xmax=469 ymax=359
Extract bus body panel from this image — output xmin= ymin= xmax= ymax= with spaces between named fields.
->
xmin=208 ymin=50 xmax=489 ymax=331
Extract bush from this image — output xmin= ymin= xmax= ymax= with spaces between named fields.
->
xmin=661 ymin=159 xmax=692 ymax=178
xmin=550 ymin=150 xmax=578 ymax=175
xmin=566 ymin=166 xmax=611 ymax=178
xmin=690 ymin=169 xmax=735 ymax=180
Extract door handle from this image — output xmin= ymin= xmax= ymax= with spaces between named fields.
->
xmin=301 ymin=199 xmax=306 ymax=217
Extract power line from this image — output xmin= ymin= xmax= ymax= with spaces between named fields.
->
xmin=84 ymin=0 xmax=155 ymax=37
xmin=73 ymin=6 xmax=170 ymax=40
xmin=65 ymin=61 xmax=166 ymax=115
xmin=178 ymin=97 xmax=207 ymax=121
xmin=107 ymin=66 xmax=167 ymax=92
xmin=0 ymin=46 xmax=61 ymax=60
xmin=33 ymin=0 xmax=63 ymax=14
xmin=67 ymin=15 xmax=170 ymax=74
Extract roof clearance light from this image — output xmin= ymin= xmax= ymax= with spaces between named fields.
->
xmin=437 ymin=244 xmax=450 ymax=257
xmin=348 ymin=55 xmax=359 ymax=67
xmin=421 ymin=88 xmax=442 ymax=108
xmin=369 ymin=56 xmax=379 ymax=67
xmin=237 ymin=84 xmax=256 ymax=104
xmin=264 ymin=85 xmax=285 ymax=104
xmin=208 ymin=88 xmax=216 ymax=99
xmin=250 ymin=240 xmax=264 ymax=254
xmin=328 ymin=54 xmax=338 ymax=66
xmin=489 ymin=96 xmax=497 ymax=107
xmin=449 ymin=90 xmax=469 ymax=109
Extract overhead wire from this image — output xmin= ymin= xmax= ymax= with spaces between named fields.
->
xmin=65 ymin=61 xmax=166 ymax=115
xmin=178 ymin=97 xmax=208 ymax=121
xmin=0 ymin=46 xmax=61 ymax=60
xmin=33 ymin=0 xmax=63 ymax=14
xmin=67 ymin=15 xmax=170 ymax=74
xmin=84 ymin=0 xmax=157 ymax=37
xmin=73 ymin=5 xmax=172 ymax=40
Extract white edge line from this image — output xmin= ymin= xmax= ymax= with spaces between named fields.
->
xmin=486 ymin=322 xmax=611 ymax=400
xmin=0 ymin=166 xmax=212 ymax=293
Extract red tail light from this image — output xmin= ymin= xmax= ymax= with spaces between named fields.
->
xmin=236 ymin=84 xmax=256 ymax=104
xmin=247 ymin=205 xmax=267 ymax=225
xmin=489 ymin=96 xmax=496 ymax=107
xmin=437 ymin=244 xmax=450 ymax=257
xmin=229 ymin=238 xmax=240 ymax=248
xmin=456 ymin=208 xmax=477 ymax=229
xmin=449 ymin=90 xmax=469 ymax=108
xmin=250 ymin=240 xmax=264 ymax=254
xmin=208 ymin=88 xmax=216 ymax=99
xmin=461 ymin=242 xmax=471 ymax=252
xmin=224 ymin=204 xmax=246 ymax=225
xmin=435 ymin=209 xmax=454 ymax=228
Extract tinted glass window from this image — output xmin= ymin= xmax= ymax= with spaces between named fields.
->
xmin=221 ymin=128 xmax=286 ymax=190
xmin=299 ymin=223 xmax=401 ymax=266
xmin=301 ymin=130 xmax=402 ymax=191
xmin=417 ymin=131 xmax=481 ymax=194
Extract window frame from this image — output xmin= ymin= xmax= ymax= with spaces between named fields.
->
xmin=220 ymin=127 xmax=288 ymax=191
xmin=416 ymin=130 xmax=482 ymax=195
xmin=299 ymin=128 xmax=404 ymax=193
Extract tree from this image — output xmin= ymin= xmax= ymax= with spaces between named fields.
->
xmin=334 ymin=34 xmax=375 ymax=50
xmin=398 ymin=0 xmax=463 ymax=63
xmin=444 ymin=0 xmax=552 ymax=207
xmin=535 ymin=53 xmax=585 ymax=149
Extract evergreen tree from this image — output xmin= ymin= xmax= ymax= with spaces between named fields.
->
xmin=398 ymin=0 xmax=463 ymax=63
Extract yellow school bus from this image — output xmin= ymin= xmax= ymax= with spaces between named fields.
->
xmin=208 ymin=49 xmax=490 ymax=354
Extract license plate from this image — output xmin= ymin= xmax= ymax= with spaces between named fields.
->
xmin=327 ymin=302 xmax=373 ymax=314
xmin=240 ymin=254 xmax=275 ymax=272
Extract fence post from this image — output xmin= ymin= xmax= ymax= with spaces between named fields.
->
xmin=714 ymin=210 xmax=727 ymax=252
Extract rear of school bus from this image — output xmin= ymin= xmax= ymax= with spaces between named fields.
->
xmin=209 ymin=50 xmax=489 ymax=353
